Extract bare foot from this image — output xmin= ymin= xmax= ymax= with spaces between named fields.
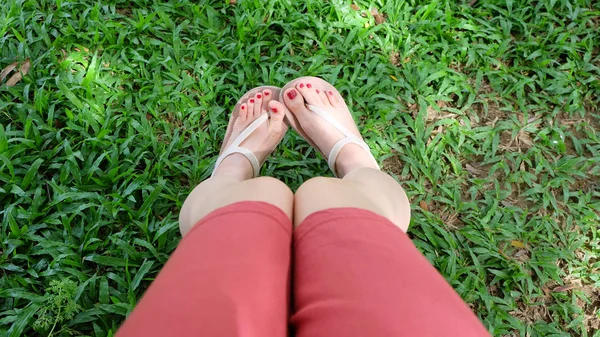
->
xmin=283 ymin=81 xmax=379 ymax=177
xmin=213 ymin=89 xmax=288 ymax=181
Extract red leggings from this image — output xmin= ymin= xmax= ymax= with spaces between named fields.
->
xmin=117 ymin=202 xmax=490 ymax=336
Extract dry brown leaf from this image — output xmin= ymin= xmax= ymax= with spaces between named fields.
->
xmin=1 ymin=61 xmax=18 ymax=82
xmin=371 ymin=7 xmax=386 ymax=25
xmin=465 ymin=164 xmax=483 ymax=176
xmin=553 ymin=284 xmax=579 ymax=292
xmin=511 ymin=240 xmax=526 ymax=248
xmin=5 ymin=59 xmax=30 ymax=87
xmin=419 ymin=200 xmax=429 ymax=211
xmin=228 ymin=0 xmax=237 ymax=4
xmin=350 ymin=3 xmax=360 ymax=11
xmin=390 ymin=52 xmax=400 ymax=66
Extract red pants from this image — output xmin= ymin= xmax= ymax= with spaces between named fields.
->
xmin=117 ymin=202 xmax=490 ymax=336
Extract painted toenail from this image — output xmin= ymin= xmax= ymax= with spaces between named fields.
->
xmin=328 ymin=91 xmax=333 ymax=95
xmin=241 ymin=105 xmax=245 ymax=110
xmin=264 ymin=92 xmax=270 ymax=96
xmin=307 ymin=83 xmax=312 ymax=88
xmin=257 ymin=94 xmax=262 ymax=99
xmin=271 ymin=107 xmax=278 ymax=113
xmin=316 ymin=89 xmax=320 ymax=94
xmin=287 ymin=90 xmax=297 ymax=100
xmin=250 ymin=99 xmax=255 ymax=103
xmin=299 ymin=83 xmax=305 ymax=88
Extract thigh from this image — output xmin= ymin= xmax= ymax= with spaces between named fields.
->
xmin=118 ymin=201 xmax=293 ymax=337
xmin=291 ymin=208 xmax=490 ymax=337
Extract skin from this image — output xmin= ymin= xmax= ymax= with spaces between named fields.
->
xmin=179 ymin=81 xmax=410 ymax=236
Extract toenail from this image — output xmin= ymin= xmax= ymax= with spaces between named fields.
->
xmin=271 ymin=107 xmax=278 ymax=113
xmin=328 ymin=91 xmax=333 ymax=95
xmin=316 ymin=89 xmax=320 ymax=94
xmin=241 ymin=105 xmax=245 ymax=110
xmin=307 ymin=83 xmax=312 ymax=88
xmin=257 ymin=94 xmax=262 ymax=99
xmin=287 ymin=89 xmax=297 ymax=100
xmin=250 ymin=99 xmax=255 ymax=103
xmin=264 ymin=92 xmax=270 ymax=96
xmin=299 ymin=83 xmax=305 ymax=88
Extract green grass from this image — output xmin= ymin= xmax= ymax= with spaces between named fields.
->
xmin=1 ymin=0 xmax=599 ymax=336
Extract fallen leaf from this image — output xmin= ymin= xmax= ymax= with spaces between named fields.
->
xmin=511 ymin=240 xmax=526 ymax=248
xmin=228 ymin=0 xmax=237 ymax=4
xmin=371 ymin=7 xmax=386 ymax=25
xmin=5 ymin=59 xmax=30 ymax=87
xmin=390 ymin=52 xmax=400 ymax=66
xmin=350 ymin=3 xmax=360 ymax=10
xmin=552 ymin=284 xmax=578 ymax=292
xmin=390 ymin=75 xmax=398 ymax=81
xmin=419 ymin=200 xmax=429 ymax=211
xmin=465 ymin=164 xmax=483 ymax=176
xmin=0 ymin=62 xmax=18 ymax=82
xmin=513 ymin=249 xmax=529 ymax=261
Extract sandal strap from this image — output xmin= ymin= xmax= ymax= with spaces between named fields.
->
xmin=211 ymin=114 xmax=269 ymax=178
xmin=306 ymin=104 xmax=378 ymax=177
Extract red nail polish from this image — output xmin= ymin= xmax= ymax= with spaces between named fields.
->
xmin=307 ymin=83 xmax=312 ymax=88
xmin=257 ymin=94 xmax=262 ymax=99
xmin=299 ymin=83 xmax=305 ymax=88
xmin=328 ymin=91 xmax=333 ymax=95
xmin=271 ymin=107 xmax=278 ymax=113
xmin=287 ymin=89 xmax=297 ymax=100
xmin=264 ymin=92 xmax=270 ymax=96
xmin=250 ymin=99 xmax=255 ymax=103
xmin=316 ymin=89 xmax=320 ymax=94
xmin=241 ymin=105 xmax=245 ymax=110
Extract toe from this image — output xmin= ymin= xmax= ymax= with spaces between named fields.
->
xmin=254 ymin=92 xmax=263 ymax=117
xmin=284 ymin=88 xmax=311 ymax=117
xmin=296 ymin=82 xmax=322 ymax=106
xmin=317 ymin=89 xmax=331 ymax=106
xmin=326 ymin=90 xmax=342 ymax=108
xmin=262 ymin=89 xmax=272 ymax=111
xmin=247 ymin=98 xmax=256 ymax=118
xmin=239 ymin=103 xmax=248 ymax=120
xmin=268 ymin=101 xmax=287 ymax=136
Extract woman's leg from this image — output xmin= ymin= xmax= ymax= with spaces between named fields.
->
xmin=283 ymin=79 xmax=490 ymax=337
xmin=118 ymin=90 xmax=294 ymax=337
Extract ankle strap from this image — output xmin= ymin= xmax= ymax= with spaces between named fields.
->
xmin=306 ymin=104 xmax=379 ymax=177
xmin=211 ymin=114 xmax=269 ymax=178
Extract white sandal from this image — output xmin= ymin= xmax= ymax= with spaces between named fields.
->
xmin=305 ymin=103 xmax=378 ymax=177
xmin=212 ymin=86 xmax=283 ymax=178
xmin=280 ymin=77 xmax=378 ymax=177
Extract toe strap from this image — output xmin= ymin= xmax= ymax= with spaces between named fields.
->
xmin=211 ymin=114 xmax=268 ymax=178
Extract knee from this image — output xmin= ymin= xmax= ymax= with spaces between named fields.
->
xmin=296 ymin=176 xmax=340 ymax=199
xmin=249 ymin=177 xmax=293 ymax=198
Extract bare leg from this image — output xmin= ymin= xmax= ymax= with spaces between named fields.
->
xmin=284 ymin=78 xmax=489 ymax=337
xmin=179 ymin=89 xmax=293 ymax=235
xmin=294 ymin=168 xmax=410 ymax=231
xmin=281 ymin=80 xmax=410 ymax=230
xmin=180 ymin=176 xmax=293 ymax=235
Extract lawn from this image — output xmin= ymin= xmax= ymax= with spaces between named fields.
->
xmin=1 ymin=0 xmax=599 ymax=336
